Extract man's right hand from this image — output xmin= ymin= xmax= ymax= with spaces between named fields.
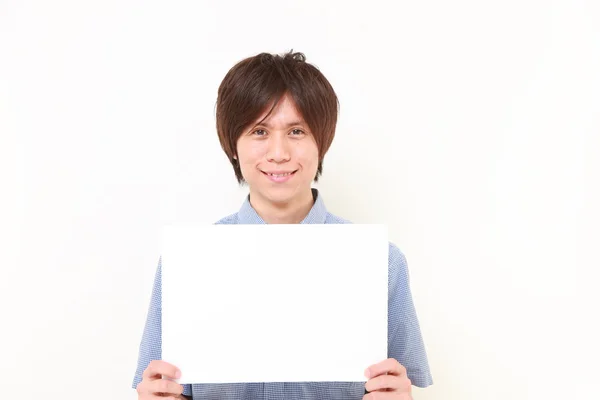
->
xmin=136 ymin=360 xmax=186 ymax=399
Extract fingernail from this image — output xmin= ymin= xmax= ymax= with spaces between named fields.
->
xmin=175 ymin=370 xmax=181 ymax=379
xmin=364 ymin=368 xmax=370 ymax=379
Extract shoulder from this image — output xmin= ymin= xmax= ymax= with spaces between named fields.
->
xmin=387 ymin=241 xmax=410 ymax=291
xmin=388 ymin=241 xmax=407 ymax=266
xmin=214 ymin=212 xmax=239 ymax=225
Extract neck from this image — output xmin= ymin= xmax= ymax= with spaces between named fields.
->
xmin=249 ymin=189 xmax=315 ymax=224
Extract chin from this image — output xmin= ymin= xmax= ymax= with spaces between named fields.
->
xmin=262 ymin=189 xmax=297 ymax=204
xmin=250 ymin=183 xmax=299 ymax=204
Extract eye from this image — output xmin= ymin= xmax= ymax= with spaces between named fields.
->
xmin=290 ymin=129 xmax=305 ymax=136
xmin=253 ymin=129 xmax=267 ymax=136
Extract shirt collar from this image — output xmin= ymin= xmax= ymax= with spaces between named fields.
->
xmin=238 ymin=188 xmax=328 ymax=224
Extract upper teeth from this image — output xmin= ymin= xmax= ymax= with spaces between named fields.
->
xmin=269 ymin=172 xmax=291 ymax=177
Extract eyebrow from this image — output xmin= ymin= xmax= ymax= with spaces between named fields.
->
xmin=257 ymin=120 xmax=306 ymax=129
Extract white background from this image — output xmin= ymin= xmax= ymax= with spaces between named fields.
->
xmin=1 ymin=0 xmax=599 ymax=399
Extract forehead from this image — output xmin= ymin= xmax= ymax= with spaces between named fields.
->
xmin=254 ymin=94 xmax=306 ymax=127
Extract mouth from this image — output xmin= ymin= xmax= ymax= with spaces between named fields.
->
xmin=261 ymin=169 xmax=298 ymax=182
xmin=262 ymin=171 xmax=296 ymax=177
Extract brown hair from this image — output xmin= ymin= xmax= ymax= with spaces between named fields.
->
xmin=216 ymin=50 xmax=339 ymax=183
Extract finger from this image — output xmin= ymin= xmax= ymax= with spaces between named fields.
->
xmin=365 ymin=358 xmax=406 ymax=378
xmin=364 ymin=392 xmax=412 ymax=400
xmin=365 ymin=374 xmax=401 ymax=392
xmin=363 ymin=391 xmax=395 ymax=400
xmin=148 ymin=378 xmax=184 ymax=396
xmin=143 ymin=360 xmax=182 ymax=380
xmin=366 ymin=374 xmax=412 ymax=393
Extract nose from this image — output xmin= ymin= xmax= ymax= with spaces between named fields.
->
xmin=266 ymin=134 xmax=291 ymax=163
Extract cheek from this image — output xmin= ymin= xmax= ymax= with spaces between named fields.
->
xmin=238 ymin=142 xmax=266 ymax=166
xmin=295 ymin=144 xmax=319 ymax=169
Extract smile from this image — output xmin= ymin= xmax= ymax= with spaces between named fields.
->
xmin=266 ymin=172 xmax=293 ymax=177
xmin=261 ymin=170 xmax=298 ymax=182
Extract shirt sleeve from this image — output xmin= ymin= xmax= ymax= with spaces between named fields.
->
xmin=387 ymin=244 xmax=433 ymax=388
xmin=132 ymin=257 xmax=193 ymax=397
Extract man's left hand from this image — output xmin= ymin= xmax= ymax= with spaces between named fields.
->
xmin=363 ymin=358 xmax=412 ymax=399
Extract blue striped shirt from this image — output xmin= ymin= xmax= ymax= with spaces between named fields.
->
xmin=132 ymin=189 xmax=433 ymax=399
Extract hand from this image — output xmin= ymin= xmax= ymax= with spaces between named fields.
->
xmin=363 ymin=358 xmax=412 ymax=400
xmin=136 ymin=360 xmax=186 ymax=400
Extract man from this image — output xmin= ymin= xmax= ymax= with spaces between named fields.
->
xmin=133 ymin=51 xmax=433 ymax=399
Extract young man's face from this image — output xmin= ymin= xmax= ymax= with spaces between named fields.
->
xmin=236 ymin=93 xmax=319 ymax=205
